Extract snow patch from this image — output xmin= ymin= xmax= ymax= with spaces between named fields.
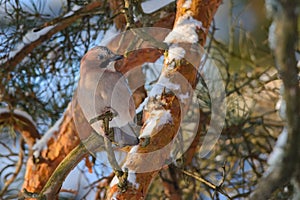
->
xmin=139 ymin=110 xmax=172 ymax=139
xmin=267 ymin=127 xmax=288 ymax=166
xmin=164 ymin=11 xmax=203 ymax=44
xmin=110 ymin=176 xmax=119 ymax=187
xmin=5 ymin=25 xmax=55 ymax=61
xmin=159 ymin=76 xmax=180 ymax=90
xmin=276 ymin=85 xmax=286 ymax=120
xmin=64 ymin=4 xmax=81 ymax=17
xmin=148 ymin=76 xmax=180 ymax=98
xmin=136 ymin=97 xmax=149 ymax=114
xmin=183 ymin=0 xmax=192 ymax=9
xmin=23 ymin=26 xmax=54 ymax=44
xmin=33 ymin=115 xmax=64 ymax=158
xmin=166 ymin=45 xmax=186 ymax=62
xmin=179 ymin=92 xmax=190 ymax=102
xmin=127 ymin=172 xmax=140 ymax=189
xmin=149 ymin=84 xmax=164 ymax=97
xmin=129 ymin=145 xmax=139 ymax=153
xmin=268 ymin=22 xmax=276 ymax=50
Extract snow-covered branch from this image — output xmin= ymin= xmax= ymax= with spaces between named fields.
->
xmin=1 ymin=1 xmax=102 ymax=71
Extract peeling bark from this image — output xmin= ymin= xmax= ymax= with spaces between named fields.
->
xmin=22 ymin=106 xmax=80 ymax=194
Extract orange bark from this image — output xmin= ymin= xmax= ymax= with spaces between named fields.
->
xmin=176 ymin=0 xmax=222 ymax=46
xmin=109 ymin=0 xmax=126 ymax=30
xmin=22 ymin=107 xmax=80 ymax=193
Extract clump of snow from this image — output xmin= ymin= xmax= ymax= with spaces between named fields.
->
xmin=166 ymin=44 xmax=186 ymax=63
xmin=109 ymin=176 xmax=119 ymax=187
xmin=127 ymin=172 xmax=140 ymax=189
xmin=7 ymin=25 xmax=55 ymax=60
xmin=64 ymin=11 xmax=74 ymax=18
xmin=136 ymin=97 xmax=149 ymax=114
xmin=7 ymin=43 xmax=25 ymax=60
xmin=148 ymin=75 xmax=189 ymax=103
xmin=33 ymin=115 xmax=64 ymax=158
xmin=72 ymin=4 xmax=82 ymax=11
xmin=267 ymin=127 xmax=288 ymax=166
xmin=148 ymin=76 xmax=180 ymax=98
xmin=23 ymin=26 xmax=54 ymax=44
xmin=139 ymin=110 xmax=172 ymax=139
xmin=268 ymin=22 xmax=276 ymax=50
xmin=183 ymin=0 xmax=192 ymax=9
xmin=129 ymin=145 xmax=139 ymax=153
xmin=157 ymin=110 xmax=172 ymax=126
xmin=0 ymin=108 xmax=37 ymax=128
xmin=164 ymin=11 xmax=203 ymax=44
xmin=276 ymin=97 xmax=286 ymax=120
xmin=149 ymin=83 xmax=164 ymax=97
xmin=179 ymin=92 xmax=190 ymax=102
xmin=64 ymin=4 xmax=82 ymax=18
xmin=158 ymin=76 xmax=180 ymax=90
xmin=141 ymin=0 xmax=175 ymax=14
xmin=276 ymin=85 xmax=286 ymax=120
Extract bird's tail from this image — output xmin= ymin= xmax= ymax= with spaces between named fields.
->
xmin=113 ymin=123 xmax=140 ymax=147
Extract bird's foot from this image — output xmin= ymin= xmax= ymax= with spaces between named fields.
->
xmin=140 ymin=136 xmax=150 ymax=147
xmin=106 ymin=128 xmax=115 ymax=142
xmin=115 ymin=168 xmax=128 ymax=192
xmin=89 ymin=110 xmax=117 ymax=125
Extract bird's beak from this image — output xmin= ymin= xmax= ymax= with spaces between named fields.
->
xmin=112 ymin=54 xmax=124 ymax=61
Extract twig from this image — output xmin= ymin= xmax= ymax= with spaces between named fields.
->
xmin=0 ymin=138 xmax=25 ymax=196
xmin=180 ymin=169 xmax=232 ymax=199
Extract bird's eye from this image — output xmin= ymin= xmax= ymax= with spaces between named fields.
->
xmin=98 ymin=54 xmax=104 ymax=59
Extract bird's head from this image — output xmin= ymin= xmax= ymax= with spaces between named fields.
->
xmin=81 ymin=46 xmax=124 ymax=69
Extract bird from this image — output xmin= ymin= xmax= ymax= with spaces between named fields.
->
xmin=76 ymin=46 xmax=139 ymax=148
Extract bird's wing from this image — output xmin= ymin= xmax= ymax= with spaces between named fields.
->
xmin=105 ymin=71 xmax=136 ymax=128
xmin=78 ymin=67 xmax=106 ymax=122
